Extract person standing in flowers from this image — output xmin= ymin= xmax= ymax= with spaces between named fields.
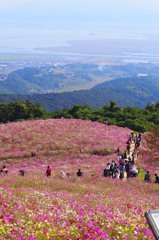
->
xmin=45 ymin=166 xmax=51 ymax=177
xmin=77 ymin=169 xmax=83 ymax=177
xmin=123 ymin=151 xmax=127 ymax=159
xmin=31 ymin=152 xmax=36 ymax=157
xmin=103 ymin=168 xmax=107 ymax=177
xmin=125 ymin=160 xmax=130 ymax=178
xmin=130 ymin=132 xmax=134 ymax=143
xmin=116 ymin=153 xmax=122 ymax=166
xmin=126 ymin=139 xmax=131 ymax=154
xmin=115 ymin=147 xmax=120 ymax=154
xmin=114 ymin=169 xmax=119 ymax=179
xmin=106 ymin=163 xmax=111 ymax=177
xmin=154 ymin=174 xmax=159 ymax=184
xmin=119 ymin=163 xmax=125 ymax=180
xmin=103 ymin=164 xmax=111 ymax=177
xmin=110 ymin=160 xmax=116 ymax=178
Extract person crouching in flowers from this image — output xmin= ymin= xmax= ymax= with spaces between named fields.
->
xmin=77 ymin=169 xmax=83 ymax=177
xmin=45 ymin=166 xmax=51 ymax=177
xmin=144 ymin=171 xmax=151 ymax=183
xmin=1 ymin=166 xmax=8 ymax=175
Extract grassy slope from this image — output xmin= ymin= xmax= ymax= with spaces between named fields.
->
xmin=0 ymin=119 xmax=158 ymax=239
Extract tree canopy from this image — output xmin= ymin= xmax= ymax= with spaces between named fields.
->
xmin=0 ymin=101 xmax=46 ymax=123
xmin=0 ymin=100 xmax=159 ymax=132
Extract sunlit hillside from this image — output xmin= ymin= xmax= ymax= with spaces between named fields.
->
xmin=0 ymin=119 xmax=130 ymax=171
xmin=0 ymin=119 xmax=158 ymax=239
xmin=139 ymin=129 xmax=159 ymax=173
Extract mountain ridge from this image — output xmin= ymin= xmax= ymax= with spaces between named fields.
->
xmin=0 ymin=76 xmax=159 ymax=111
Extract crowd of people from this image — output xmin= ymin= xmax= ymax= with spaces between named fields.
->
xmin=102 ymin=132 xmax=141 ymax=180
xmin=58 ymin=132 xmax=142 ymax=180
xmin=102 ymin=132 xmax=159 ymax=184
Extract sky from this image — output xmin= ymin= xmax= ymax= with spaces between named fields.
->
xmin=0 ymin=0 xmax=159 ymax=52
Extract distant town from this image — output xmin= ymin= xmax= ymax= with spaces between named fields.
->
xmin=0 ymin=51 xmax=159 ymax=95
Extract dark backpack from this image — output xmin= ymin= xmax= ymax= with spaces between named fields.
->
xmin=110 ymin=163 xmax=114 ymax=170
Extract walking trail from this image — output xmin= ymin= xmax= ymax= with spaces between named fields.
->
xmin=124 ymin=140 xmax=138 ymax=178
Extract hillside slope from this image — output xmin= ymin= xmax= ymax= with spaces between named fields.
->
xmin=0 ymin=119 xmax=130 ymax=163
xmin=0 ymin=119 xmax=158 ymax=239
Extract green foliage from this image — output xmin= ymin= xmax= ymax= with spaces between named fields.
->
xmin=137 ymin=168 xmax=145 ymax=180
xmin=91 ymin=148 xmax=112 ymax=156
xmin=68 ymin=105 xmax=94 ymax=119
xmin=0 ymin=101 xmax=46 ymax=123
xmin=51 ymin=100 xmax=159 ymax=132
xmin=0 ymin=99 xmax=159 ymax=132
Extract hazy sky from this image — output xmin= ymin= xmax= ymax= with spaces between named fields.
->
xmin=0 ymin=0 xmax=159 ymax=51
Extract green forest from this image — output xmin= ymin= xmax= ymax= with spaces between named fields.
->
xmin=0 ymin=76 xmax=159 ymax=112
xmin=0 ymin=100 xmax=159 ymax=132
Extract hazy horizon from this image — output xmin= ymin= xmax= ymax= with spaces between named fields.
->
xmin=0 ymin=0 xmax=159 ymax=53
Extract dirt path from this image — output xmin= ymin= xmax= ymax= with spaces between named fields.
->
xmin=124 ymin=141 xmax=138 ymax=178
xmin=128 ymin=141 xmax=138 ymax=164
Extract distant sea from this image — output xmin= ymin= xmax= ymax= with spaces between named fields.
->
xmin=0 ymin=28 xmax=154 ymax=53
xmin=0 ymin=28 xmax=159 ymax=63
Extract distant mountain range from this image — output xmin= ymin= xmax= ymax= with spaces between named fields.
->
xmin=0 ymin=76 xmax=159 ymax=111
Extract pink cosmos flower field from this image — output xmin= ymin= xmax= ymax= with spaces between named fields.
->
xmin=139 ymin=131 xmax=159 ymax=173
xmin=0 ymin=119 xmax=158 ymax=240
